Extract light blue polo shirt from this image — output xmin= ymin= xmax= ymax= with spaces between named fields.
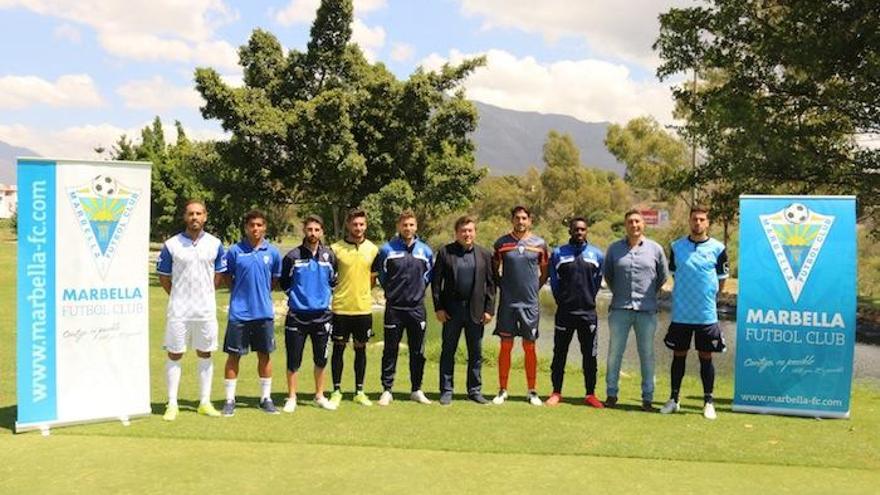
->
xmin=226 ymin=239 xmax=282 ymax=321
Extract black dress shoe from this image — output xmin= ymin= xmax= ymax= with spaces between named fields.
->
xmin=604 ymin=396 xmax=618 ymax=408
xmin=468 ymin=394 xmax=490 ymax=405
xmin=439 ymin=393 xmax=453 ymax=406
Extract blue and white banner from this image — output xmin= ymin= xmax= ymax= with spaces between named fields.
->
xmin=734 ymin=196 xmax=856 ymax=418
xmin=17 ymin=158 xmax=152 ymax=432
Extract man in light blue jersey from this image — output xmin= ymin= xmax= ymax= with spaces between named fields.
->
xmin=660 ymin=205 xmax=729 ymax=419
xmin=221 ymin=210 xmax=282 ymax=416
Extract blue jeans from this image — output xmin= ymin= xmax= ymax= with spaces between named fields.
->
xmin=605 ymin=309 xmax=657 ymax=402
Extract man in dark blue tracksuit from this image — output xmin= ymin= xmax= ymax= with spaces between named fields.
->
xmin=278 ymin=215 xmax=338 ymax=412
xmin=547 ymin=217 xmax=606 ymax=408
xmin=372 ymin=210 xmax=434 ymax=406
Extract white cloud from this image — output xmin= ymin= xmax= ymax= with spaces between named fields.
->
xmin=390 ymin=42 xmax=415 ymax=62
xmin=274 ymin=0 xmax=387 ymax=26
xmin=351 ymin=18 xmax=386 ymax=62
xmin=0 ymin=121 xmax=227 ymax=159
xmin=1 ymin=0 xmax=240 ymax=69
xmin=457 ymin=0 xmax=690 ymax=68
xmin=420 ymin=49 xmax=676 ymax=125
xmin=116 ymin=76 xmax=204 ymax=110
xmin=0 ymin=74 xmax=103 ymax=109
xmin=53 ymin=23 xmax=81 ymax=43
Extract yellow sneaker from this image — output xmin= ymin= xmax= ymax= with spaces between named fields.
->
xmin=163 ymin=404 xmax=179 ymax=421
xmin=197 ymin=402 xmax=221 ymax=418
xmin=352 ymin=391 xmax=373 ymax=407
xmin=329 ymin=390 xmax=343 ymax=408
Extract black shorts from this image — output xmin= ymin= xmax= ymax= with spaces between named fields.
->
xmin=223 ymin=319 xmax=276 ymax=355
xmin=663 ymin=322 xmax=726 ymax=353
xmin=285 ymin=315 xmax=332 ymax=371
xmin=332 ymin=314 xmax=373 ymax=343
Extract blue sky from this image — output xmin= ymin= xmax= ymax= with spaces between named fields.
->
xmin=0 ymin=0 xmax=687 ymax=158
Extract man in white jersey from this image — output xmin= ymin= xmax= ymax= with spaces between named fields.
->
xmin=156 ymin=200 xmax=227 ymax=421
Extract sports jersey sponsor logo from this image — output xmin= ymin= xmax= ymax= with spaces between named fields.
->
xmin=759 ymin=203 xmax=834 ymax=303
xmin=67 ymin=175 xmax=141 ymax=279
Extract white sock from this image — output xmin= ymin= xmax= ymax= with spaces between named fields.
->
xmin=225 ymin=379 xmax=237 ymax=402
xmin=197 ymin=357 xmax=213 ymax=405
xmin=166 ymin=359 xmax=182 ymax=407
xmin=260 ymin=378 xmax=272 ymax=400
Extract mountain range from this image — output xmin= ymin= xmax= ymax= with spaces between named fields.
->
xmin=0 ymin=101 xmax=623 ymax=183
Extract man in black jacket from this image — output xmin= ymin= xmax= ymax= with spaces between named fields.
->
xmin=433 ymin=215 xmax=496 ymax=405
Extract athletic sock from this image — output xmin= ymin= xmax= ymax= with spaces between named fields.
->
xmin=354 ymin=346 xmax=366 ymax=391
xmin=225 ymin=378 xmax=237 ymax=402
xmin=499 ymin=338 xmax=514 ymax=390
xmin=260 ymin=377 xmax=272 ymax=400
xmin=671 ymin=354 xmax=686 ymax=401
xmin=166 ymin=359 xmax=182 ymax=407
xmin=523 ymin=340 xmax=537 ymax=390
xmin=197 ymin=357 xmax=213 ymax=405
xmin=331 ymin=344 xmax=345 ymax=390
xmin=700 ymin=357 xmax=715 ymax=403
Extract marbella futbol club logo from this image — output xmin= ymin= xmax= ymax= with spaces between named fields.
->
xmin=67 ymin=174 xmax=141 ymax=278
xmin=759 ymin=203 xmax=834 ymax=303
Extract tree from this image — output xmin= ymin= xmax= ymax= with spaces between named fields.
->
xmin=654 ymin=0 xmax=880 ymax=227
xmin=194 ymin=0 xmax=486 ymax=240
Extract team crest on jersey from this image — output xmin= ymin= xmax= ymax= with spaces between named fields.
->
xmin=759 ymin=203 xmax=834 ymax=303
xmin=263 ymin=254 xmax=270 ymax=264
xmin=67 ymin=175 xmax=141 ymax=279
xmin=517 ymin=245 xmax=525 ymax=254
xmin=322 ymin=252 xmax=329 ymax=261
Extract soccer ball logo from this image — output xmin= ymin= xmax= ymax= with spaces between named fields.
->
xmin=783 ymin=203 xmax=809 ymax=224
xmin=90 ymin=175 xmax=118 ymax=197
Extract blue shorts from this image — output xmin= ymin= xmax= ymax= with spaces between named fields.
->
xmin=494 ymin=304 xmax=540 ymax=341
xmin=223 ymin=319 xmax=276 ymax=355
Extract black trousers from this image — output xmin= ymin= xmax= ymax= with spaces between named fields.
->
xmin=550 ymin=315 xmax=599 ymax=395
xmin=439 ymin=300 xmax=485 ymax=396
xmin=381 ymin=308 xmax=426 ymax=392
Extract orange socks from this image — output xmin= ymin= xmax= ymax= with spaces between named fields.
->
xmin=499 ymin=338 xmax=514 ymax=389
xmin=523 ymin=340 xmax=537 ymax=390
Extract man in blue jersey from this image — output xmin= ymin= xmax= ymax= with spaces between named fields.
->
xmin=373 ymin=210 xmax=434 ymax=406
xmin=221 ymin=210 xmax=283 ymax=416
xmin=279 ymin=215 xmax=338 ymax=412
xmin=546 ymin=217 xmax=606 ymax=408
xmin=660 ymin=206 xmax=729 ymax=419
xmin=157 ymin=200 xmax=227 ymax=421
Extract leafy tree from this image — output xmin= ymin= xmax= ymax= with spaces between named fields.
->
xmin=194 ymin=0 xmax=486 ymax=241
xmin=654 ymin=0 xmax=880 ymax=228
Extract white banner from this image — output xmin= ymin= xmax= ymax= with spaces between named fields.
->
xmin=17 ymin=158 xmax=152 ymax=432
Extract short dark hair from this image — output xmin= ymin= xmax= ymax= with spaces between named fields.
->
xmin=242 ymin=209 xmax=267 ymax=226
xmin=510 ymin=205 xmax=531 ymax=218
xmin=182 ymin=199 xmax=206 ymax=213
xmin=302 ymin=214 xmax=324 ymax=228
xmin=397 ymin=209 xmax=417 ymax=223
xmin=454 ymin=215 xmax=476 ymax=231
xmin=346 ymin=208 xmax=367 ymax=223
xmin=690 ymin=205 xmax=710 ymax=217
xmin=568 ymin=217 xmax=589 ymax=230
xmin=624 ymin=209 xmax=642 ymax=221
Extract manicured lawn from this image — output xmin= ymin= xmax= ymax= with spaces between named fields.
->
xmin=1 ymin=231 xmax=879 ymax=494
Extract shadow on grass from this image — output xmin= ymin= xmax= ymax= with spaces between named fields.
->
xmin=0 ymin=405 xmax=15 ymax=433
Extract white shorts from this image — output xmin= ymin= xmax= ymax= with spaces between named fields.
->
xmin=164 ymin=319 xmax=219 ymax=353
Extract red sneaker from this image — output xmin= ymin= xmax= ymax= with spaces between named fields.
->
xmin=546 ymin=392 xmax=563 ymax=406
xmin=585 ymin=394 xmax=605 ymax=409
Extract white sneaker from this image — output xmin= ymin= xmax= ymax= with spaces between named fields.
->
xmin=703 ymin=402 xmax=717 ymax=420
xmin=283 ymin=397 xmax=297 ymax=413
xmin=314 ymin=395 xmax=338 ymax=411
xmin=660 ymin=399 xmax=680 ymax=414
xmin=527 ymin=390 xmax=543 ymax=406
xmin=410 ymin=390 xmax=432 ymax=404
xmin=378 ymin=390 xmax=393 ymax=406
xmin=492 ymin=389 xmax=508 ymax=405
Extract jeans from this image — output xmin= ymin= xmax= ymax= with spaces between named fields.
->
xmin=605 ymin=309 xmax=657 ymax=401
xmin=439 ymin=300 xmax=485 ymax=396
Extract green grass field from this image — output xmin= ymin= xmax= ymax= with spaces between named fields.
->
xmin=1 ymin=231 xmax=879 ymax=494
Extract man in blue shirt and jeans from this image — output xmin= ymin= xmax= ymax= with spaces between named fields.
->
xmin=221 ymin=210 xmax=282 ymax=416
xmin=660 ymin=205 xmax=729 ymax=419
xmin=603 ymin=209 xmax=668 ymax=411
